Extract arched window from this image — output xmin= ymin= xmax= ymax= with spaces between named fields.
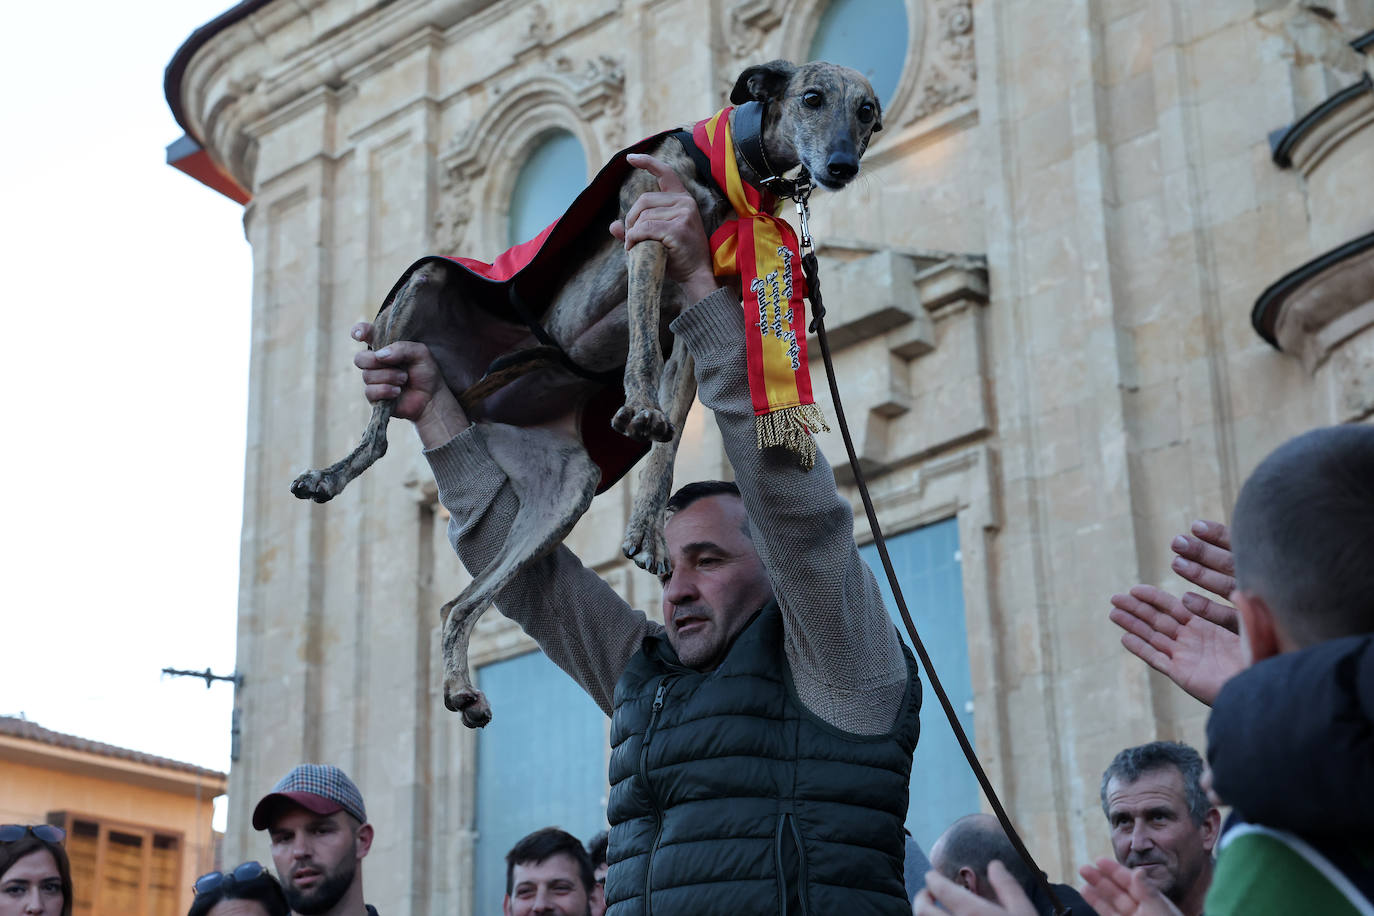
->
xmin=807 ymin=0 xmax=909 ymax=107
xmin=508 ymin=129 xmax=588 ymax=247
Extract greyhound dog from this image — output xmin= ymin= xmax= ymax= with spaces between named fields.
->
xmin=290 ymin=60 xmax=882 ymax=726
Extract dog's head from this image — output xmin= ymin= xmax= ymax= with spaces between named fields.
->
xmin=730 ymin=59 xmax=882 ymax=191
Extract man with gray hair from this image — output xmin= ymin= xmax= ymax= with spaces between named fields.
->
xmin=1099 ymin=741 xmax=1219 ymax=916
xmin=1080 ymin=427 xmax=1374 ymax=915
xmin=929 ymin=813 xmax=1097 ymax=915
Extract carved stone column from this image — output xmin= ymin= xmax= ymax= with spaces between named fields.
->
xmin=1258 ymin=23 xmax=1374 ymax=422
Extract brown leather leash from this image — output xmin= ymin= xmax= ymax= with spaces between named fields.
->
xmin=790 ymin=183 xmax=1072 ymax=915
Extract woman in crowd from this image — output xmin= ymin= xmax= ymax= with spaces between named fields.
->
xmin=0 ymin=824 xmax=72 ymax=916
xmin=188 ymin=862 xmax=289 ymax=916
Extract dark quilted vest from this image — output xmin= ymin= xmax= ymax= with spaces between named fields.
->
xmin=605 ymin=603 xmax=922 ymax=916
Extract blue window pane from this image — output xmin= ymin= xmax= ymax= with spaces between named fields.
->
xmin=508 ymin=130 xmax=588 ymax=247
xmin=807 ymin=0 xmax=909 ymax=107
xmin=474 ymin=649 xmax=607 ymax=912
xmin=860 ymin=517 xmax=978 ymax=851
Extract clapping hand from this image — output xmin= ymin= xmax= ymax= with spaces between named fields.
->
xmin=1080 ymin=859 xmax=1184 ymax=916
xmin=1107 ymin=520 xmax=1244 ymax=706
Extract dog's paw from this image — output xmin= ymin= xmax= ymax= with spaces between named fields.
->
xmin=622 ymin=522 xmax=669 ymax=576
xmin=290 ymin=469 xmax=341 ymax=503
xmin=445 ymin=682 xmax=493 ymax=729
xmin=612 ymin=403 xmax=674 ymax=442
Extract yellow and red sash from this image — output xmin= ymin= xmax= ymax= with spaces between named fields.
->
xmin=693 ymin=107 xmax=829 ymax=469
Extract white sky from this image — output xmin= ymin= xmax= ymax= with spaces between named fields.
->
xmin=1 ymin=1 xmax=251 ymax=808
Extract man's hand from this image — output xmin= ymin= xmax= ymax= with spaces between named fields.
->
xmin=913 ymin=862 xmax=1037 ymax=916
xmin=1108 ymin=584 xmax=1244 ymax=706
xmin=1170 ymin=519 xmax=1239 ymax=633
xmin=610 ymin=153 xmax=721 ymax=303
xmin=351 ymin=321 xmax=469 ymax=449
xmin=1079 ymin=859 xmax=1184 ymax=916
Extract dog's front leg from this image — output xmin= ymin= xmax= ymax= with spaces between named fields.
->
xmin=290 ymin=262 xmax=447 ymax=502
xmin=622 ymin=336 xmax=696 ymax=574
xmin=611 ymin=241 xmax=673 ymax=442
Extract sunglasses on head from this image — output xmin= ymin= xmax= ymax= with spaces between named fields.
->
xmin=0 ymin=825 xmax=66 ymax=845
xmin=193 ymin=862 xmax=270 ymax=897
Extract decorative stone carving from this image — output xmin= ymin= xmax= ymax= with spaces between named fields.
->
xmin=724 ymin=0 xmax=784 ymax=62
xmin=575 ymin=55 xmax=626 ymax=119
xmin=520 ymin=3 xmax=555 ymax=53
xmin=909 ymin=0 xmax=976 ymax=122
xmin=433 ymin=171 xmax=474 ymax=255
xmin=431 ymin=52 xmax=626 ymax=251
xmin=440 ymin=124 xmax=485 ymax=182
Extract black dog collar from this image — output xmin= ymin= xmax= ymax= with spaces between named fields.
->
xmin=732 ymin=100 xmax=811 ymax=200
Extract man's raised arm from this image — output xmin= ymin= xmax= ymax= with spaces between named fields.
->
xmin=616 ymin=154 xmax=909 ymax=736
xmin=354 ymin=325 xmax=657 ymax=717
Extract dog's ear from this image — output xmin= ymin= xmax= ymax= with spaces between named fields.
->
xmin=730 ymin=60 xmax=797 ymax=105
xmin=872 ymin=99 xmax=884 ymax=133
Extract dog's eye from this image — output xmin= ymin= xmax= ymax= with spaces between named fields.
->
xmin=857 ymin=102 xmax=876 ymax=123
xmin=802 ymin=90 xmax=824 ymax=108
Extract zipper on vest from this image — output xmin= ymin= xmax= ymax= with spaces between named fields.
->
xmin=786 ymin=813 xmax=811 ymax=916
xmin=643 ymin=678 xmax=671 ymax=747
xmin=640 ymin=676 xmax=674 ymax=916
xmin=774 ymin=815 xmax=789 ymax=916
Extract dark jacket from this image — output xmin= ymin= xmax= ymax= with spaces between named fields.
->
xmin=1206 ymin=634 xmax=1374 ymax=903
xmin=604 ymin=602 xmax=922 ymax=916
xmin=1207 ymin=634 xmax=1374 ymax=838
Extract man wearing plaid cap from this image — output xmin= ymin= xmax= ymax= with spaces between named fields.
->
xmin=253 ymin=764 xmax=379 ymax=916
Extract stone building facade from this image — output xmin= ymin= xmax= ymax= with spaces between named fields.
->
xmin=166 ymin=0 xmax=1374 ymax=912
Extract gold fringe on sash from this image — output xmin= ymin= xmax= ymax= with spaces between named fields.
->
xmin=754 ymin=403 xmax=831 ymax=471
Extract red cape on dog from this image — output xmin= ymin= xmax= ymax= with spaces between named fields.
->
xmin=377 ymin=130 xmax=683 ymax=493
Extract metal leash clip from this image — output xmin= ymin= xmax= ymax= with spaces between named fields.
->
xmin=793 ymin=177 xmax=814 ymax=252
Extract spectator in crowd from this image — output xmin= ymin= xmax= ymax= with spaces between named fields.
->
xmin=1084 ymin=425 xmax=1374 ymax=915
xmin=355 ymin=153 xmax=921 ymax=915
xmin=189 ymin=862 xmax=291 ymax=916
xmin=0 ymin=825 xmax=71 ymax=916
xmin=504 ymin=828 xmax=596 ymax=916
xmin=929 ymin=814 xmax=1096 ymax=916
xmin=584 ymin=832 xmax=607 ymax=916
xmin=251 ymin=764 xmax=378 ymax=916
xmin=1099 ymin=742 xmax=1218 ymax=916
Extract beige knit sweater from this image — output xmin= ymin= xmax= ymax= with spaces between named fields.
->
xmin=425 ymin=288 xmax=911 ymax=735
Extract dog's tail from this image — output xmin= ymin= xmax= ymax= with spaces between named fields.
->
xmin=456 ymin=345 xmax=567 ymax=411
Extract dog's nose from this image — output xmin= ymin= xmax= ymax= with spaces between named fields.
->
xmin=826 ymin=154 xmax=858 ymax=181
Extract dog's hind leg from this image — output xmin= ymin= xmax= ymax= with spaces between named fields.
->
xmin=622 ymin=338 xmax=696 ymax=574
xmin=611 ymin=240 xmax=674 ymax=443
xmin=438 ymin=422 xmax=600 ymax=727
xmin=290 ymin=262 xmax=448 ymax=503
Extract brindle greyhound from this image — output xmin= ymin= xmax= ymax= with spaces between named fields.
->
xmin=290 ymin=60 xmax=882 ymax=726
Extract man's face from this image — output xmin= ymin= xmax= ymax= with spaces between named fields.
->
xmin=268 ymin=807 xmax=368 ymax=915
xmin=659 ymin=494 xmax=774 ymax=671
xmin=1106 ymin=768 xmax=1216 ymax=904
xmin=503 ymin=853 xmax=591 ymax=916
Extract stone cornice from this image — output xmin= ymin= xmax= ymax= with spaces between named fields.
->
xmin=168 ymin=0 xmax=500 ymax=191
xmin=1270 ymin=73 xmax=1374 ymax=171
xmin=1252 ymin=231 xmax=1374 ymax=371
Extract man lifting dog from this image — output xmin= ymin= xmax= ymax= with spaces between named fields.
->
xmin=352 ymin=154 xmax=922 ymax=916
